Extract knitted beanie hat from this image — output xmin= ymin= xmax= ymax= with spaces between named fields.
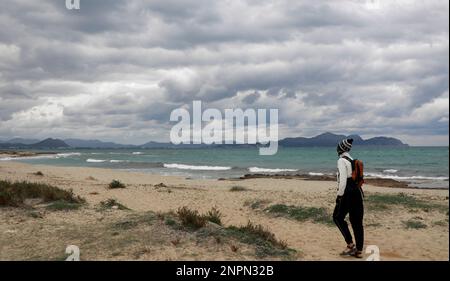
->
xmin=337 ymin=138 xmax=353 ymax=154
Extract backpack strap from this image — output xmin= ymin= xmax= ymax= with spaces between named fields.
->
xmin=342 ymin=156 xmax=365 ymax=196
xmin=342 ymin=156 xmax=355 ymax=171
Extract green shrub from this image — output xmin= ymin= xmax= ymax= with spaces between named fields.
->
xmin=46 ymin=200 xmax=82 ymax=211
xmin=100 ymin=199 xmax=129 ymax=210
xmin=177 ymin=207 xmax=207 ymax=229
xmin=204 ymin=206 xmax=222 ymax=225
xmin=403 ymin=220 xmax=427 ymax=229
xmin=366 ymin=193 xmax=447 ymax=212
xmin=230 ymin=186 xmax=247 ymax=192
xmin=165 ymin=218 xmax=177 ymax=226
xmin=225 ymin=221 xmax=292 ymax=257
xmin=108 ymin=180 xmax=126 ymax=189
xmin=265 ymin=204 xmax=333 ymax=225
xmin=168 ymin=206 xmax=296 ymax=259
xmin=232 ymin=221 xmax=286 ymax=248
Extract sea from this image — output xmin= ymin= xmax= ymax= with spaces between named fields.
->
xmin=1 ymin=146 xmax=448 ymax=189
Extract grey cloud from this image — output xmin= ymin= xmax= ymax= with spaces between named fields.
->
xmin=0 ymin=0 xmax=448 ymax=144
xmin=242 ymin=92 xmax=261 ymax=104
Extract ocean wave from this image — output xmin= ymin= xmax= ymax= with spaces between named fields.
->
xmin=0 ymin=157 xmax=14 ymax=161
xmin=308 ymin=172 xmax=325 ymax=176
xmin=248 ymin=167 xmax=298 ymax=173
xmin=86 ymin=158 xmax=107 ymax=163
xmin=383 ymin=169 xmax=398 ymax=174
xmin=110 ymin=159 xmax=128 ymax=163
xmin=117 ymin=162 xmax=164 ymax=169
xmin=57 ymin=152 xmax=81 ymax=158
xmin=164 ymin=163 xmax=232 ymax=171
xmin=366 ymin=172 xmax=448 ymax=181
xmin=132 ymin=152 xmax=143 ymax=155
xmin=0 ymin=154 xmax=58 ymax=161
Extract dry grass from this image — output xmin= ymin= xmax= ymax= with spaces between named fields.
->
xmin=176 ymin=206 xmax=224 ymax=229
xmin=203 ymin=206 xmax=223 ymax=225
xmin=0 ymin=207 xmax=297 ymax=260
xmin=224 ymin=221 xmax=293 ymax=258
xmin=0 ymin=180 xmax=85 ymax=207
xmin=177 ymin=207 xmax=207 ymax=229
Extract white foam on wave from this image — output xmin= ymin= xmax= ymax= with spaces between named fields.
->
xmin=248 ymin=167 xmax=298 ymax=173
xmin=1 ymin=152 xmax=82 ymax=161
xmin=0 ymin=157 xmax=14 ymax=161
xmin=132 ymin=152 xmax=143 ymax=155
xmin=308 ymin=172 xmax=325 ymax=176
xmin=0 ymin=154 xmax=58 ymax=161
xmin=86 ymin=158 xmax=107 ymax=163
xmin=164 ymin=163 xmax=232 ymax=171
xmin=110 ymin=160 xmax=127 ymax=163
xmin=383 ymin=169 xmax=398 ymax=174
xmin=366 ymin=172 xmax=448 ymax=181
xmin=57 ymin=152 xmax=81 ymax=158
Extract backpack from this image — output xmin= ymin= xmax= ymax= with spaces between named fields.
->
xmin=342 ymin=156 xmax=365 ymax=189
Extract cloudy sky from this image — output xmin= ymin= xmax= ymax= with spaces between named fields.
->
xmin=0 ymin=0 xmax=448 ymax=145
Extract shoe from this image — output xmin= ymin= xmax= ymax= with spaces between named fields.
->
xmin=351 ymin=250 xmax=363 ymax=259
xmin=340 ymin=244 xmax=356 ymax=256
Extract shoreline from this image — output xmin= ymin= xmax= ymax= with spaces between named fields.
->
xmin=0 ymin=151 xmax=57 ymax=159
xmin=1 ymin=148 xmax=446 ymax=190
xmin=0 ymin=161 xmax=448 ymax=261
xmin=2 ymin=160 xmax=449 ymax=192
xmin=224 ymin=174 xmax=448 ymax=190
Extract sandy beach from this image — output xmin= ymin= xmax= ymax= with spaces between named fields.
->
xmin=0 ymin=160 xmax=448 ymax=261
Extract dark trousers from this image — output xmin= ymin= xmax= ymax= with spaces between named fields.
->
xmin=333 ymin=182 xmax=364 ymax=251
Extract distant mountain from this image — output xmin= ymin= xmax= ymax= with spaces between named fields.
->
xmin=0 ymin=138 xmax=69 ymax=149
xmin=138 ymin=141 xmax=210 ymax=148
xmin=0 ymin=133 xmax=408 ymax=150
xmin=279 ymin=132 xmax=408 ymax=147
xmin=279 ymin=132 xmax=345 ymax=147
xmin=363 ymin=137 xmax=406 ymax=146
xmin=0 ymin=142 xmax=28 ymax=149
xmin=7 ymin=138 xmax=40 ymax=145
xmin=64 ymin=138 xmax=133 ymax=149
xmin=139 ymin=141 xmax=173 ymax=148
xmin=30 ymin=138 xmax=70 ymax=149
xmin=346 ymin=134 xmax=365 ymax=144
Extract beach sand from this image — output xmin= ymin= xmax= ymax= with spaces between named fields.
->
xmin=0 ymin=161 xmax=448 ymax=261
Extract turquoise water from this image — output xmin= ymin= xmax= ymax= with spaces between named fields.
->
xmin=2 ymin=146 xmax=448 ymax=188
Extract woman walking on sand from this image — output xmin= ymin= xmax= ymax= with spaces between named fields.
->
xmin=333 ymin=138 xmax=365 ymax=258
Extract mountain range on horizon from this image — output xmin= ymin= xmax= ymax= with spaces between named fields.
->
xmin=0 ymin=132 xmax=409 ymax=149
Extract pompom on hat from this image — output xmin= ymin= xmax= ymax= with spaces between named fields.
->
xmin=337 ymin=138 xmax=353 ymax=154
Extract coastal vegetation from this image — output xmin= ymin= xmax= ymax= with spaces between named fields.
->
xmin=0 ymin=180 xmax=85 ymax=208
xmin=108 ymin=180 xmax=126 ymax=189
